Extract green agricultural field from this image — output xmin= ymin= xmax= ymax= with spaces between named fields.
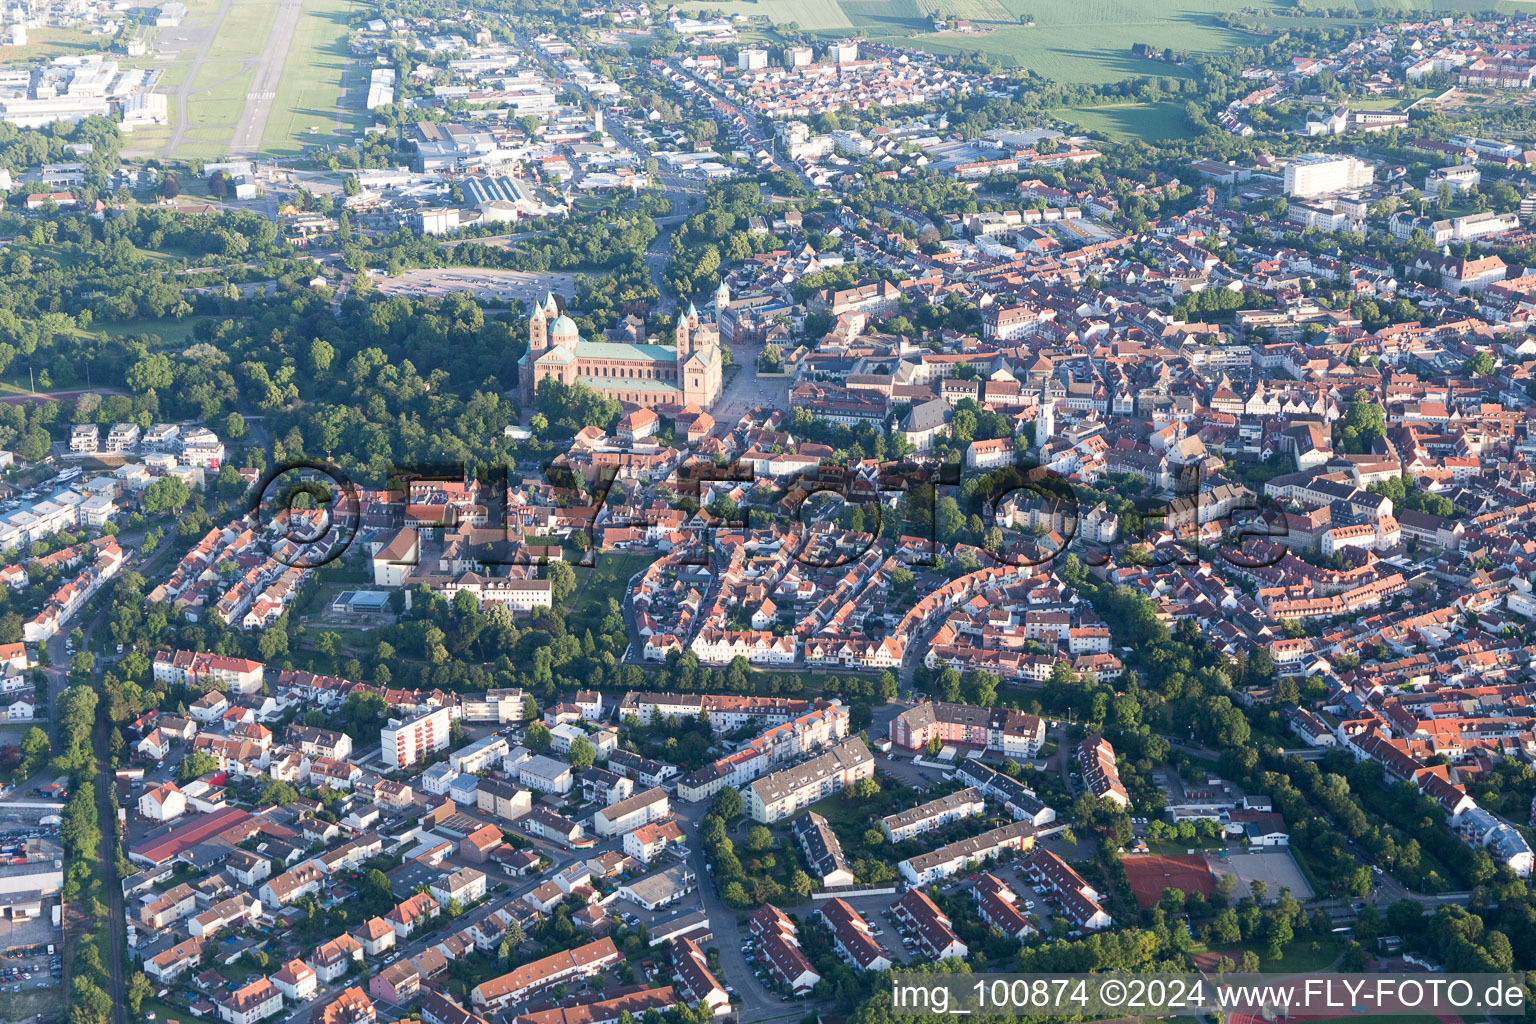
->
xmin=1053 ymin=101 xmax=1197 ymax=142
xmin=857 ymin=0 xmax=1295 ymax=85
xmin=678 ymin=0 xmax=853 ymax=31
xmin=686 ymin=0 xmax=1309 ymax=85
xmin=261 ymin=0 xmax=365 ymax=156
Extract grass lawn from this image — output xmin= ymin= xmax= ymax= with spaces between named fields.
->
xmin=797 ymin=770 xmax=931 ymax=836
xmin=156 ymin=0 xmax=364 ymax=160
xmin=1052 ymin=101 xmax=1198 ymax=142
xmin=181 ymin=57 xmax=260 ymax=155
xmin=140 ymin=998 xmax=191 ymax=1024
xmin=151 ymin=62 xmax=194 ymax=89
xmin=799 ymin=789 xmax=881 ymax=835
xmin=1207 ymin=937 xmax=1342 ymax=973
xmin=0 ymin=26 xmax=102 ymax=60
xmin=218 ymin=960 xmax=263 ymax=986
xmin=1147 ymin=837 xmax=1227 ymax=856
xmin=209 ymin=0 xmax=284 ymax=61
xmin=261 ymin=0 xmax=366 ymax=157
xmin=1351 ymin=93 xmax=1417 ymax=110
xmin=568 ymin=550 xmax=653 ymax=626
xmin=78 ymin=316 xmax=207 ymax=349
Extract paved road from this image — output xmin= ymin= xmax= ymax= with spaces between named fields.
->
xmin=48 ymin=533 xmax=182 ymax=1024
xmin=0 ymin=387 xmax=129 ymax=406
xmin=272 ymin=824 xmax=586 ymax=1023
xmin=230 ymin=0 xmax=304 ymax=155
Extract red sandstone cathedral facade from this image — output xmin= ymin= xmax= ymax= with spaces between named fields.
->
xmin=520 ymin=293 xmax=723 ymax=414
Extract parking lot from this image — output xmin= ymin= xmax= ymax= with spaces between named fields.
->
xmin=373 ymin=267 xmax=577 ymax=305
xmin=0 ymin=821 xmax=64 ymax=991
xmin=0 ymin=942 xmax=61 ymax=994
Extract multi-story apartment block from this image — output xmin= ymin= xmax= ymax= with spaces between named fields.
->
xmin=748 ymin=738 xmax=873 ymax=823
xmin=460 ymin=687 xmax=532 ymax=724
xmin=593 ymin=787 xmax=670 ymax=837
xmin=471 ymin=938 xmax=621 ymax=1012
xmin=1078 ymin=734 xmax=1130 ymax=808
xmin=617 ymin=691 xmax=820 ymax=732
xmin=105 ymin=422 xmax=142 ymax=453
xmin=792 ymin=811 xmax=853 ymax=886
xmin=1023 ymin=850 xmax=1113 ymax=930
xmin=70 ymin=423 xmax=99 ymax=453
xmin=153 ymin=650 xmax=265 ymax=694
xmin=890 ymin=701 xmax=1045 ymax=759
xmin=897 ymin=820 xmax=1037 ymax=885
xmin=880 ymin=787 xmax=986 ymax=843
xmin=381 ymin=706 xmax=452 ymax=769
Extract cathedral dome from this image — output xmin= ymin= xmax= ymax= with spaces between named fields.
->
xmin=550 ymin=315 xmax=579 ymax=341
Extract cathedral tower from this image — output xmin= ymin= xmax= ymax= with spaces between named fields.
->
xmin=523 ymin=297 xmax=551 ymax=408
xmin=676 ymin=302 xmax=697 ymax=363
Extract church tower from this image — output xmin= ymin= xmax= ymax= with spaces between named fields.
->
xmin=676 ymin=302 xmax=696 ymax=363
xmin=1037 ymin=381 xmax=1055 ymax=450
xmin=524 ymin=296 xmax=552 ymax=408
xmin=715 ymin=280 xmax=730 ymax=314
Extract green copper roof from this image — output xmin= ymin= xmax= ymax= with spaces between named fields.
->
xmin=577 ymin=375 xmax=682 ymax=394
xmin=571 ymin=341 xmax=678 ymax=362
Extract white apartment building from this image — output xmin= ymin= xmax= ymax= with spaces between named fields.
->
xmin=105 ymin=422 xmax=142 ymax=453
xmin=1283 ymin=154 xmax=1374 ymax=197
xmin=381 ymin=706 xmax=452 ymax=769
xmin=450 ymin=734 xmax=510 ymax=774
xmin=1426 ymin=163 xmax=1481 ymax=194
xmin=70 ymin=423 xmax=99 ymax=453
xmin=593 ymin=787 xmax=670 ymax=837
xmin=518 ymin=754 xmax=574 ymax=794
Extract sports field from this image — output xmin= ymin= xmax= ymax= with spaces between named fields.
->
xmin=1121 ymin=853 xmax=1217 ymax=910
xmin=681 ymin=0 xmax=1295 ymax=85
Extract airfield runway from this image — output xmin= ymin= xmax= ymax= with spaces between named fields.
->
xmin=230 ymin=0 xmax=304 ymax=155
